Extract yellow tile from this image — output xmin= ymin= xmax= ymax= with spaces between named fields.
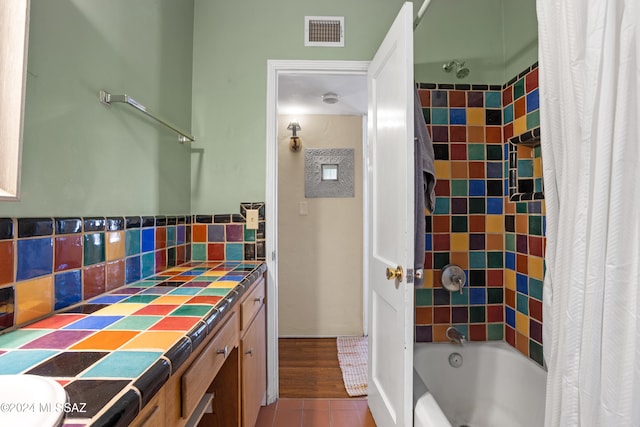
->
xmin=164 ymin=268 xmax=190 ymax=273
xmin=202 ymin=271 xmax=226 ymax=277
xmin=486 ymin=215 xmax=504 ymax=233
xmin=106 ymin=231 xmax=125 ymax=261
xmin=467 ymin=108 xmax=485 ymax=125
xmin=207 ymin=281 xmax=239 ymax=288
xmin=423 ymin=272 xmax=433 ymax=288
xmin=505 ymin=269 xmax=516 ymax=290
xmin=516 ymin=312 xmax=529 ymax=336
xmin=15 ymin=277 xmax=53 ymax=325
xmin=529 ymin=256 xmax=544 ymax=280
xmin=450 ymin=234 xmax=469 ymax=251
xmin=433 ymin=160 xmax=451 ymax=179
xmin=150 ymin=295 xmax=191 ymax=305
xmin=94 ymin=303 xmax=147 ymax=316
xmin=121 ymin=331 xmax=184 ymax=351
xmin=513 ymin=116 xmax=527 ymax=136
xmin=534 ymin=157 xmax=543 ymax=177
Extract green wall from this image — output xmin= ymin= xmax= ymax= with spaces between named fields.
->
xmin=0 ymin=0 xmax=194 ymax=217
xmin=190 ymin=0 xmax=405 ymax=214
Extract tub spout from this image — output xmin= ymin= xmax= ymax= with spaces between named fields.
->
xmin=446 ymin=326 xmax=466 ymax=346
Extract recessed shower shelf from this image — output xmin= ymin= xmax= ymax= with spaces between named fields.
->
xmin=508 ymin=126 xmax=543 ymax=202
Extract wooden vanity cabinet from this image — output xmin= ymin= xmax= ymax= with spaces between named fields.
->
xmin=130 ymin=387 xmax=166 ymax=427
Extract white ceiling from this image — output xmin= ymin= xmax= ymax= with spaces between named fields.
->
xmin=277 ymin=73 xmax=368 ymax=116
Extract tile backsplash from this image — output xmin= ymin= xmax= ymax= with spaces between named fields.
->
xmin=416 ymin=62 xmax=545 ymax=366
xmin=0 ymin=203 xmax=265 ymax=331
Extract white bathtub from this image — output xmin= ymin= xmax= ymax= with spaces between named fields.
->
xmin=413 ymin=341 xmax=546 ymax=427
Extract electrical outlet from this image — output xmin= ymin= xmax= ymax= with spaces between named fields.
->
xmin=246 ymin=209 xmax=259 ymax=230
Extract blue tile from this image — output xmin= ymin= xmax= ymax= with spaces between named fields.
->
xmin=16 ymin=238 xmax=53 ymax=281
xmin=226 ymin=244 xmax=243 ymax=261
xmin=526 ymin=88 xmax=539 ymax=112
xmin=487 ymin=198 xmax=503 ymax=214
xmin=126 ymin=256 xmax=141 ymax=284
xmin=82 ymin=351 xmax=162 ymax=378
xmin=425 ymin=234 xmax=432 ymax=251
xmin=505 ymin=252 xmax=516 ymax=270
xmin=449 ymin=108 xmax=466 ymax=125
xmin=469 ymin=288 xmax=486 ymax=305
xmin=485 ymin=91 xmax=501 ymax=108
xmin=516 ymin=273 xmax=529 ymax=294
xmin=431 ymin=108 xmax=448 ymax=125
xmin=505 ymin=307 xmax=516 ymax=327
xmin=468 ymin=180 xmax=486 ymax=197
xmin=141 ymin=229 xmax=155 ymax=253
xmin=64 ymin=316 xmax=123 ymax=330
xmin=208 ymin=225 xmax=224 ymax=242
xmin=0 ymin=350 xmax=58 ymax=374
xmin=90 ymin=295 xmax=129 ymax=304
xmin=486 ymin=162 xmax=503 ymax=178
xmin=55 ymin=270 xmax=82 ymax=310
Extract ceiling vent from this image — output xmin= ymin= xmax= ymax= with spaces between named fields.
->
xmin=305 ymin=16 xmax=344 ymax=47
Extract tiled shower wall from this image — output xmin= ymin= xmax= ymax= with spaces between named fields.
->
xmin=415 ymin=63 xmax=545 ymax=366
xmin=0 ymin=203 xmax=265 ymax=331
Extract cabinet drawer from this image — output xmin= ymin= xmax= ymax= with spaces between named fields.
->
xmin=130 ymin=388 xmax=165 ymax=427
xmin=240 ymin=278 xmax=265 ymax=331
xmin=181 ymin=312 xmax=239 ymax=419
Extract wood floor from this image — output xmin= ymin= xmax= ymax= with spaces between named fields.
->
xmin=278 ymin=338 xmax=350 ymax=399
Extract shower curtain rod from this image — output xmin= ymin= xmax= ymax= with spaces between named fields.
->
xmin=413 ymin=0 xmax=433 ymax=30
xmin=99 ymin=90 xmax=195 ymax=143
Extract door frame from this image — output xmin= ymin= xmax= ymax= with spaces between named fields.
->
xmin=265 ymin=59 xmax=370 ymax=403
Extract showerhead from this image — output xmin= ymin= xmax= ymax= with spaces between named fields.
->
xmin=443 ymin=60 xmax=470 ymax=79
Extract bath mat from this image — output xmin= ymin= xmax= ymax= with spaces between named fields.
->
xmin=336 ymin=336 xmax=368 ymax=397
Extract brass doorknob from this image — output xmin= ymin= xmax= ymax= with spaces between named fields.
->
xmin=386 ymin=265 xmax=404 ymax=281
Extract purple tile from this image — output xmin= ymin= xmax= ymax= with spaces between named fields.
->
xmin=517 ymin=234 xmax=528 ymax=253
xmin=469 ymin=234 xmax=486 ymax=250
xmin=225 ymin=224 xmax=243 ymax=242
xmin=431 ymin=126 xmax=449 ymax=142
xmin=451 ymin=198 xmax=468 ymax=214
xmin=431 ymin=90 xmax=448 ymax=107
xmin=530 ymin=319 xmax=543 ymax=343
xmin=182 ymin=281 xmax=210 ymax=288
xmin=21 ymin=330 xmax=93 ymax=349
xmin=467 ymin=91 xmax=484 ymax=107
xmin=416 ymin=325 xmax=432 ymax=342
xmin=451 ymin=307 xmax=468 ymax=323
xmin=208 ymin=224 xmax=224 ymax=242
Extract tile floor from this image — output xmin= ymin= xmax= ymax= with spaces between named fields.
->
xmin=255 ymin=398 xmax=376 ymax=427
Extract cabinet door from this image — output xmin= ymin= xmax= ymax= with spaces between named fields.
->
xmin=241 ymin=306 xmax=266 ymax=427
xmin=130 ymin=388 xmax=165 ymax=427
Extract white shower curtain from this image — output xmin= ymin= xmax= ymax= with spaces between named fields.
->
xmin=538 ymin=0 xmax=640 ymax=426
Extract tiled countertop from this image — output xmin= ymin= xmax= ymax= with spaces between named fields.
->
xmin=0 ymin=261 xmax=267 ymax=427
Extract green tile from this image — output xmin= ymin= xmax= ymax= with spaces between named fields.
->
xmin=415 ymin=288 xmax=432 ymax=306
xmin=517 ymin=293 xmax=529 ymax=315
xmin=244 ymin=227 xmax=256 ymax=242
xmin=529 ymin=216 xmax=543 ymax=235
xmin=487 ymin=323 xmax=504 ymax=340
xmin=431 ymin=108 xmax=448 ymax=125
xmin=535 ymin=178 xmax=544 ymax=192
xmin=529 ymin=340 xmax=545 ymax=366
xmin=171 ymin=305 xmax=213 ymax=317
xmin=516 ymin=202 xmax=528 ymax=213
xmin=167 ymin=227 xmax=176 ymax=246
xmin=517 ymin=160 xmax=534 ymax=177
xmin=433 ymin=253 xmax=450 ymax=269
xmin=487 ymin=251 xmax=503 ymax=268
xmin=451 ymin=288 xmax=469 ymax=305
xmin=485 ymin=91 xmax=501 ymax=108
xmin=106 ymin=316 xmax=162 ymax=330
xmin=451 ymin=180 xmax=468 ymax=196
xmin=451 ymin=216 xmax=468 ymax=232
xmin=123 ymin=295 xmax=159 ymax=304
xmin=469 ymin=198 xmax=486 ymax=214
xmin=527 ymin=110 xmax=540 ymax=129
xmin=126 ymin=230 xmax=141 ymax=256
xmin=487 ymin=288 xmax=503 ymax=304
xmin=199 ymin=288 xmax=232 ymax=296
xmin=529 ymin=278 xmax=543 ymax=300
xmin=467 ymin=144 xmax=485 ymax=160
xmin=84 ymin=233 xmax=105 ymax=266
xmin=422 ymin=108 xmax=430 ymax=124
xmin=192 ymin=243 xmax=207 ymax=261
xmin=0 ymin=330 xmax=50 ymax=349
xmin=132 ymin=280 xmax=159 ymax=288
xmin=505 ymin=233 xmax=516 ymax=251
xmin=469 ymin=251 xmax=486 ymax=268
xmin=469 ymin=306 xmax=486 ymax=323
xmin=169 ymin=288 xmax=201 ymax=296
xmin=514 ymin=78 xmax=525 ymax=99
xmin=486 ymin=145 xmax=503 ymax=160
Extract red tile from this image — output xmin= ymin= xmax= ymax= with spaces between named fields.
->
xmin=433 ymin=307 xmax=450 ymax=324
xmin=449 ymin=91 xmax=466 ymax=107
xmin=450 ymin=144 xmax=467 ymax=160
xmin=0 ymin=241 xmax=13 ymax=285
xmin=83 ymin=263 xmax=105 ymax=299
xmin=505 ymin=288 xmax=516 ymax=307
xmin=505 ymin=325 xmax=516 ymax=347
xmin=504 ymin=123 xmax=514 ymax=142
xmin=177 ymin=245 xmax=186 ymax=264
xmin=514 ymin=97 xmax=526 ymax=119
xmin=208 ymin=244 xmax=225 ymax=261
xmin=55 ymin=235 xmax=82 ymax=272
xmin=134 ymin=305 xmax=178 ymax=316
xmin=418 ymin=89 xmax=430 ymax=107
xmin=434 ymin=180 xmax=450 ymax=196
xmin=487 ymin=305 xmax=504 ymax=323
xmin=529 ymin=299 xmax=543 ymax=322
xmin=432 ymin=235 xmax=450 ymax=251
xmin=516 ymin=254 xmax=528 ymax=274
xmin=106 ymin=259 xmax=125 ymax=291
xmin=526 ymin=68 xmax=539 ymax=93
xmin=468 ymin=162 xmax=485 ymax=178
xmin=502 ymin=86 xmax=513 ymax=106
xmin=187 ymin=296 xmax=222 ymax=305
xmin=528 ymin=236 xmax=544 ymax=257
xmin=156 ymin=228 xmax=167 ymax=249
xmin=450 ymin=126 xmax=467 ymax=142
xmin=469 ymin=324 xmax=486 ymax=341
xmin=432 ymin=217 xmax=450 ymax=233
xmin=155 ymin=250 xmax=167 ymax=273
xmin=273 ymin=409 xmax=303 ymax=426
xmin=24 ymin=314 xmax=85 ymax=329
xmin=277 ymin=399 xmax=303 ymax=411
xmin=150 ymin=316 xmax=200 ymax=331
xmin=469 ymin=216 xmax=486 ymax=232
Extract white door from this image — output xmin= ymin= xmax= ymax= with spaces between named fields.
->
xmin=367 ymin=3 xmax=414 ymax=427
